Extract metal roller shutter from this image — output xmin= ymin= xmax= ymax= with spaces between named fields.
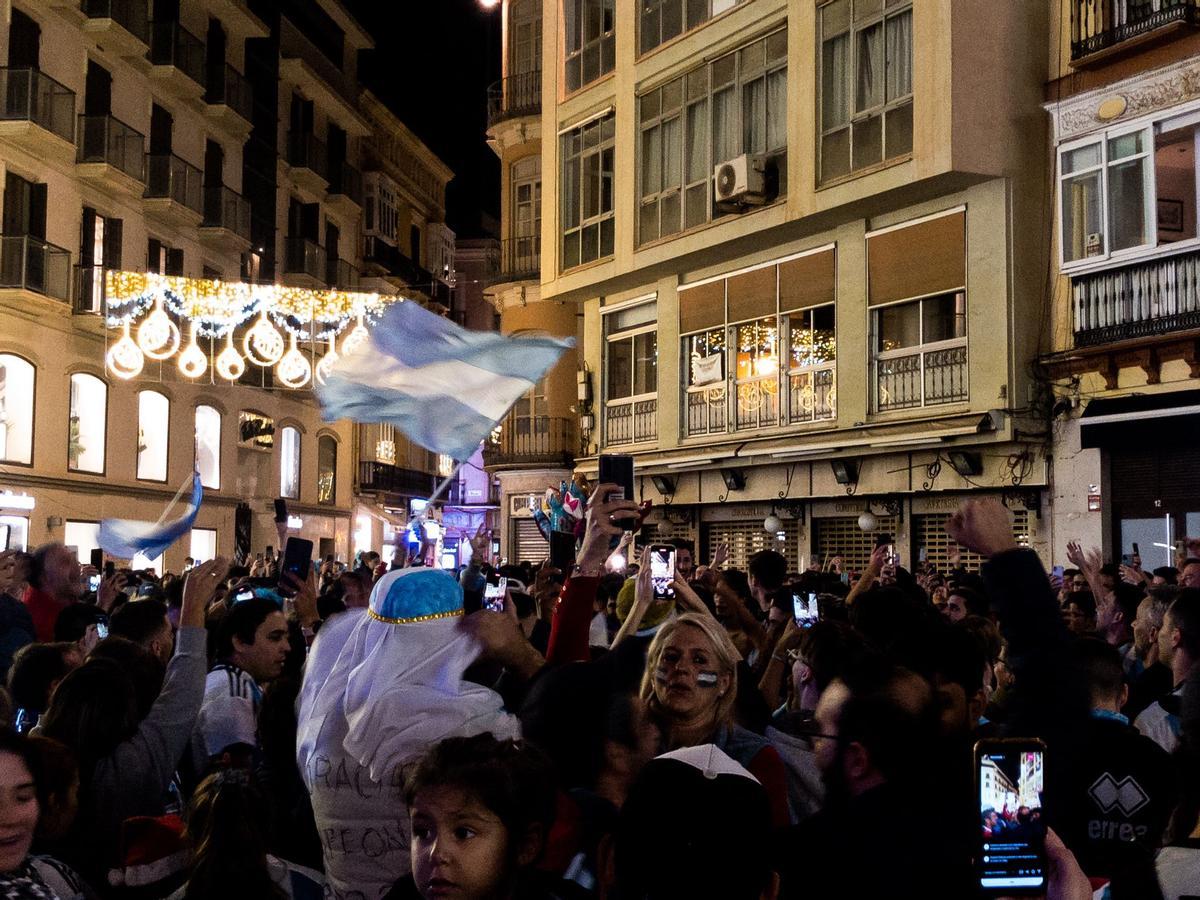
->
xmin=701 ymin=521 xmax=800 ymax=571
xmin=913 ymin=510 xmax=1030 ymax=574
xmin=812 ymin=516 xmax=899 ymax=573
xmin=511 ymin=519 xmax=547 ymax=564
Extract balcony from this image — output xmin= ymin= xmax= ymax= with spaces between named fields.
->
xmin=486 ymin=70 xmax=542 ymax=129
xmin=283 ymin=236 xmax=325 ymax=286
xmin=76 ymin=114 xmax=144 ymax=193
xmin=327 ymin=161 xmax=363 ymax=213
xmin=0 ymin=69 xmax=76 ymax=160
xmin=200 ymin=184 xmax=251 ymax=253
xmin=148 ymin=21 xmax=205 ymax=99
xmin=286 ymin=131 xmax=328 ymax=193
xmin=144 ymin=153 xmax=203 ymax=227
xmin=487 ymin=236 xmax=540 ymax=286
xmin=73 ymin=263 xmax=105 ymax=314
xmin=875 ymin=344 xmax=968 ymax=413
xmin=325 ymin=258 xmax=359 ymax=291
xmin=204 ymin=63 xmax=252 ymax=140
xmin=358 ymin=461 xmax=435 ymax=498
xmin=81 ymin=0 xmax=149 ymax=55
xmin=445 ymin=481 xmax=500 ymax=506
xmin=484 ymin=416 xmax=575 ymax=470
xmin=1071 ymin=0 xmax=1200 ymax=62
xmin=0 ymin=235 xmax=71 ymax=303
xmin=1073 ymin=248 xmax=1200 ymax=347
xmin=605 ymin=398 xmax=658 ymax=447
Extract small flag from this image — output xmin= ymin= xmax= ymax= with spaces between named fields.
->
xmin=318 ymin=301 xmax=574 ymax=461
xmin=99 ymin=472 xmax=203 ymax=562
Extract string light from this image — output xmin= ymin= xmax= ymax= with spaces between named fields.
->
xmin=178 ymin=327 xmax=207 ymax=379
xmin=275 ymin=334 xmax=311 ymax=388
xmin=315 ymin=336 xmax=339 ymax=386
xmin=243 ymin=311 xmax=285 ymax=367
xmin=137 ymin=300 xmax=180 ymax=360
xmin=106 ymin=323 xmax=144 ymax=379
xmin=341 ymin=315 xmax=370 ymax=356
xmin=215 ymin=332 xmax=246 ymax=381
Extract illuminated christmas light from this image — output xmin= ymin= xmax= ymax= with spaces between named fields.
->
xmin=315 ymin=336 xmax=339 ymax=386
xmin=340 ymin=315 xmax=370 ymax=356
xmin=215 ymin=332 xmax=246 ymax=381
xmin=243 ymin=311 xmax=285 ymax=367
xmin=106 ymin=323 xmax=144 ymax=380
xmin=137 ymin=301 xmax=180 ymax=360
xmin=275 ymin=334 xmax=311 ymax=388
xmin=178 ymin=328 xmax=208 ymax=379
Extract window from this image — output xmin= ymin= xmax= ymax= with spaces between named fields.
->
xmin=64 ymin=521 xmax=100 ymax=562
xmin=640 ymin=0 xmax=742 ymax=55
xmin=638 ymin=30 xmax=787 ymax=244
xmin=68 ymin=373 xmax=106 ymax=473
xmin=1058 ymin=111 xmax=1200 ymax=267
xmin=819 ymin=0 xmax=913 ymax=183
xmin=873 ymin=292 xmax=967 ymax=411
xmin=137 ymin=390 xmax=169 ymax=482
xmin=564 ymin=0 xmax=615 ymax=93
xmin=512 ymin=156 xmax=542 ymax=271
xmin=317 ymin=435 xmax=337 ymax=505
xmin=148 ymin=239 xmax=184 ymax=276
xmin=195 ymin=405 xmax=221 ymax=489
xmin=280 ymin=425 xmax=300 ymax=499
xmin=510 ymin=0 xmax=542 ymax=76
xmin=190 ymin=528 xmax=217 ymax=564
xmin=604 ymin=301 xmax=658 ymax=445
xmin=680 ymin=249 xmax=837 ymax=437
xmin=0 ymin=354 xmax=35 ymax=465
xmin=561 ymin=113 xmax=615 ymax=270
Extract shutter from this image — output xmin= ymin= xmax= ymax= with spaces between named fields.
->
xmin=679 ymin=279 xmax=725 ymax=334
xmin=166 ymin=247 xmax=183 ymax=276
xmin=1110 ymin=447 xmax=1200 ymax=503
xmin=511 ymin=518 xmax=547 ymax=564
xmin=28 ymin=183 xmax=46 ymax=239
xmin=103 ymin=219 xmax=122 ymax=268
xmin=701 ymin=520 xmax=800 ymax=571
xmin=147 ymin=238 xmax=162 ymax=273
xmin=8 ymin=9 xmax=40 ymax=69
xmin=867 ymin=211 xmax=965 ymax=306
xmin=779 ymin=249 xmax=836 ymax=312
xmin=81 ymin=207 xmax=97 ymax=263
xmin=84 ymin=61 xmax=112 ymax=116
xmin=301 ymin=202 xmax=320 ymax=241
xmin=726 ymin=264 xmax=777 ymax=322
xmin=914 ymin=510 xmax=1030 ymax=574
xmin=812 ymin=516 xmax=899 ymax=573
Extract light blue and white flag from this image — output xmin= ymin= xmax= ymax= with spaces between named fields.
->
xmin=318 ymin=301 xmax=575 ymax=461
xmin=99 ymin=471 xmax=204 ymax=562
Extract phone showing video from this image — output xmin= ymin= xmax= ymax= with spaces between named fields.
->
xmin=484 ymin=576 xmax=508 ymax=613
xmin=96 ymin=621 xmax=108 ymax=640
xmin=234 ymin=586 xmax=255 ymax=603
xmin=88 ymin=574 xmax=102 ymax=592
xmin=650 ymin=544 xmax=675 ymax=600
xmin=793 ymin=592 xmax=818 ymax=628
xmin=975 ymin=738 xmax=1046 ymax=895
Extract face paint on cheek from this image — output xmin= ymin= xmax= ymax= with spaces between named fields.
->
xmin=654 ymin=666 xmax=670 ymax=684
xmin=696 ymin=671 xmax=720 ymax=688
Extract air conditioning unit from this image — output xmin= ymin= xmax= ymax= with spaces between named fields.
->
xmin=713 ymin=153 xmax=770 ymax=207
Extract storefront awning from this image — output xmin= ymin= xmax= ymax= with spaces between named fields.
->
xmin=1080 ymin=390 xmax=1200 ymax=450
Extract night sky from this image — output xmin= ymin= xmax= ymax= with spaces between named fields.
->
xmin=348 ymin=0 xmax=503 ymax=239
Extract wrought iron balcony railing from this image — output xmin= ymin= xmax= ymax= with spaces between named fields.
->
xmin=486 ymin=70 xmax=542 ymax=128
xmin=0 ymin=68 xmax=75 ymax=143
xmin=1071 ymin=0 xmax=1200 ymax=60
xmin=494 ymin=235 xmax=540 ymax=284
xmin=605 ymin=398 xmax=657 ymax=446
xmin=484 ymin=416 xmax=575 ymax=468
xmin=1073 ymin=248 xmax=1200 ymax=346
xmin=358 ymin=461 xmax=436 ymax=497
xmin=875 ymin=344 xmax=968 ymax=412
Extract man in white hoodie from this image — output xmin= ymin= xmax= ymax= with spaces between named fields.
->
xmin=296 ymin=566 xmax=542 ymax=899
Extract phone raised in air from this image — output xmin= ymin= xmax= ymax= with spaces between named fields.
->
xmin=598 ymin=454 xmax=637 ymax=524
xmin=975 ymin=738 xmax=1047 ymax=896
xmin=649 ymin=544 xmax=676 ymax=600
xmin=793 ymin=592 xmax=818 ymax=628
xmin=278 ymin=537 xmax=314 ymax=597
xmin=549 ymin=530 xmax=576 ymax=571
xmin=484 ymin=576 xmax=508 ymax=613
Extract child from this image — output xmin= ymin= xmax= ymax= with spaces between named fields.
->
xmin=387 ymin=734 xmax=566 ymax=900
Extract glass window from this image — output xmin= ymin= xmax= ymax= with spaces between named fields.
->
xmin=190 ymin=528 xmax=217 ymax=563
xmin=561 ymin=113 xmax=616 ymax=269
xmin=603 ymin=302 xmax=659 ymax=445
xmin=640 ymin=0 xmax=745 ymax=55
xmin=819 ymin=0 xmax=912 ymax=183
xmin=137 ymin=390 xmax=169 ymax=482
xmin=0 ymin=354 xmax=35 ymax=465
xmin=1155 ymin=124 xmax=1198 ymax=244
xmin=873 ymin=291 xmax=968 ymax=412
xmin=195 ymin=406 xmax=221 ymax=489
xmin=638 ymin=30 xmax=786 ymax=245
xmin=69 ymin=373 xmax=106 ymax=473
xmin=563 ymin=0 xmax=615 ymax=93
xmin=280 ymin=426 xmax=300 ymax=500
xmin=317 ymin=434 xmax=337 ymax=505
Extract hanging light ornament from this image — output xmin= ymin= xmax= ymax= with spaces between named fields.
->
xmin=106 ymin=322 xmax=144 ymax=380
xmin=315 ymin=336 xmax=339 ymax=385
xmin=215 ymin=332 xmax=246 ymax=381
xmin=178 ymin=328 xmax=208 ymax=379
xmin=243 ymin=310 xmax=285 ymax=367
xmin=276 ymin=334 xmax=311 ymax=388
xmin=340 ymin=314 xmax=370 ymax=357
xmin=136 ymin=299 xmax=180 ymax=360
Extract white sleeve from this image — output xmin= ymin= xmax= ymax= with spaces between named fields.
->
xmin=199 ymin=679 xmax=258 ymax=757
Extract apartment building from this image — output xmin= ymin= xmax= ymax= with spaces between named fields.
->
xmin=1042 ymin=1 xmax=1200 ymax=567
xmin=0 ymin=0 xmax=451 ymax=569
xmin=515 ymin=0 xmax=1054 ymax=571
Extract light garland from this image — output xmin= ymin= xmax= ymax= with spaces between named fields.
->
xmin=102 ymin=270 xmax=391 ymax=388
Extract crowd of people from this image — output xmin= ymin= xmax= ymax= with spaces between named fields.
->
xmin=0 ymin=488 xmax=1196 ymax=899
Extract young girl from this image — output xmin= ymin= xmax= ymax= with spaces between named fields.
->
xmin=387 ymin=734 xmax=566 ymax=900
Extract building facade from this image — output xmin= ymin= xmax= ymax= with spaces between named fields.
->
xmin=510 ymin=0 xmax=1055 ymax=572
xmin=1042 ymin=1 xmax=1200 ymax=569
xmin=0 ymin=0 xmax=451 ymax=570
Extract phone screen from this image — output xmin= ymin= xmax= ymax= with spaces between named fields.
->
xmin=1050 ymin=565 xmax=1064 ymax=580
xmin=88 ymin=574 xmax=102 ymax=592
xmin=650 ymin=545 xmax=675 ymax=600
xmin=793 ymin=592 xmax=818 ymax=627
xmin=976 ymin=741 xmax=1046 ymax=894
xmin=484 ymin=577 xmax=508 ymax=613
xmin=95 ymin=622 xmax=108 ymax=640
xmin=234 ymin=587 xmax=255 ymax=603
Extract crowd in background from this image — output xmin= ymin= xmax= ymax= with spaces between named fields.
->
xmin=0 ymin=487 xmax=1195 ymax=899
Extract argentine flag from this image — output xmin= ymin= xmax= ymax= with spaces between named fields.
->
xmin=318 ymin=301 xmax=575 ymax=461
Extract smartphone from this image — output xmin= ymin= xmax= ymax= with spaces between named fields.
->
xmin=1050 ymin=565 xmax=1064 ymax=581
xmin=975 ymin=738 xmax=1047 ymax=895
xmin=1121 ymin=553 xmax=1132 ymax=566
xmin=278 ymin=537 xmax=314 ymax=597
xmin=274 ymin=498 xmax=288 ymax=524
xmin=88 ymin=574 xmax=101 ymax=592
xmin=874 ymin=533 xmax=893 ymax=548
xmin=89 ymin=548 xmax=103 ymax=571
xmin=234 ymin=586 xmax=255 ymax=603
xmin=104 ymin=560 xmax=115 ymax=579
xmin=95 ymin=621 xmax=108 ymax=640
xmin=649 ymin=544 xmax=676 ymax=600
xmin=1132 ymin=541 xmax=1140 ymax=556
xmin=549 ymin=530 xmax=576 ymax=571
xmin=598 ymin=454 xmax=637 ymax=523
xmin=793 ymin=592 xmax=818 ymax=627
xmin=484 ymin=576 xmax=508 ymax=613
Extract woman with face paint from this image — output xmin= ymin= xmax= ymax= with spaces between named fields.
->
xmin=640 ymin=612 xmax=793 ymax=827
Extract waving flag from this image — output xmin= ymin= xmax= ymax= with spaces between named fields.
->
xmin=318 ymin=301 xmax=574 ymax=461
xmin=99 ymin=471 xmax=203 ymax=562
